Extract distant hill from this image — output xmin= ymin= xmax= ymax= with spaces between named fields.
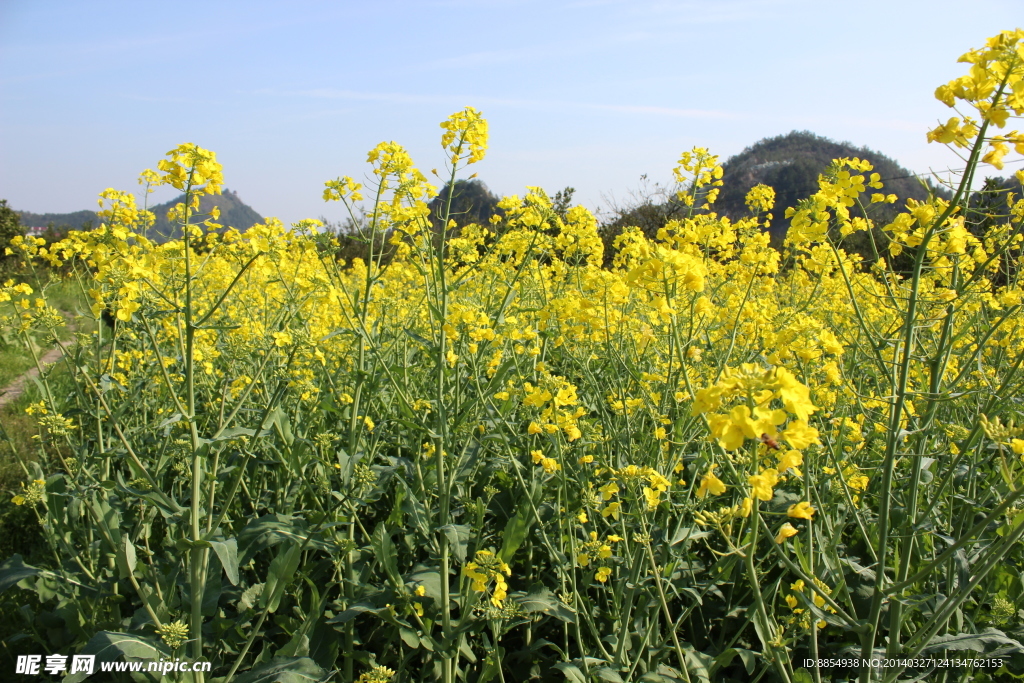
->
xmin=17 ymin=209 xmax=97 ymax=231
xmin=715 ymin=130 xmax=946 ymax=240
xmin=145 ymin=189 xmax=264 ymax=242
xmin=599 ymin=131 xmax=951 ymax=263
xmin=16 ymin=189 xmax=264 ymax=243
xmin=427 ymin=179 xmax=502 ymax=228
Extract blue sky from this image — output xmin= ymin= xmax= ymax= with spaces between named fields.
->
xmin=0 ymin=0 xmax=1017 ymax=227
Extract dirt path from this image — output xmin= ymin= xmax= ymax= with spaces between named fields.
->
xmin=0 ymin=321 xmax=75 ymax=408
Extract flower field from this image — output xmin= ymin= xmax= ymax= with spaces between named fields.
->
xmin=2 ymin=28 xmax=1024 ymax=683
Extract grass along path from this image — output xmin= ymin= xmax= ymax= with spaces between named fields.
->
xmin=0 ymin=333 xmax=70 ymax=407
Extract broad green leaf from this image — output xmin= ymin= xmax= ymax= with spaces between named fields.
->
xmin=276 ymin=634 xmax=310 ymax=659
xmin=594 ymin=667 xmax=625 ymax=682
xmin=210 ymin=425 xmax=270 ymax=441
xmin=115 ymin=472 xmax=184 ymax=518
xmin=0 ymin=555 xmax=39 ymax=594
xmin=238 ymin=514 xmax=324 ymax=562
xmin=399 ymin=626 xmax=420 ymax=648
xmin=792 ymin=669 xmax=814 ymax=683
xmin=232 ymin=656 xmax=326 ymax=683
xmin=477 ymin=645 xmax=505 ymax=683
xmin=437 ymin=524 xmax=471 ymax=565
xmin=712 ymin=647 xmax=757 ymax=675
xmin=260 ymin=542 xmax=302 ymax=613
xmin=269 ymin=406 xmax=294 ymax=446
xmin=238 ymin=583 xmax=264 ymax=611
xmin=371 ymin=524 xmax=402 ymax=588
xmin=64 ymin=631 xmax=169 ymax=683
xmin=406 ymin=566 xmax=443 ymax=603
xmin=157 ymin=412 xmax=183 ymax=430
xmin=498 ymin=498 xmax=533 ymax=564
xmin=921 ymin=628 xmax=1024 ymax=654
xmin=553 ymin=662 xmax=586 ymax=682
xmin=115 ymin=536 xmax=137 ymax=580
xmin=515 ymin=587 xmax=576 ymax=623
xmin=210 ymin=537 xmax=240 ymax=586
xmin=670 ymin=526 xmax=711 ymax=545
xmin=683 ymin=646 xmax=713 ymax=682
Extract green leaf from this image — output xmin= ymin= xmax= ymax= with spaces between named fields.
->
xmin=406 ymin=566 xmax=442 ymax=604
xmin=115 ymin=472 xmax=184 ymax=518
xmin=175 ymin=537 xmax=212 ymax=551
xmin=553 ymin=662 xmax=586 ymax=682
xmin=232 ymin=657 xmax=326 ymax=683
xmin=325 ymin=599 xmax=384 ymax=625
xmin=712 ymin=647 xmax=757 ymax=675
xmin=157 ymin=412 xmax=183 ymax=430
xmin=477 ymin=645 xmax=505 ymax=683
xmin=792 ymin=669 xmax=814 ymax=683
xmin=269 ymin=406 xmax=294 ymax=447
xmin=64 ymin=632 xmax=169 ymax=683
xmin=211 ymin=425 xmax=268 ymax=441
xmin=404 ymin=328 xmax=431 ymax=346
xmin=0 ymin=555 xmax=39 ymax=594
xmin=553 ymin=659 xmax=614 ymax=681
xmin=498 ymin=498 xmax=533 ymax=564
xmin=670 ymin=526 xmax=711 ymax=545
xmin=514 ymin=587 xmax=576 ymax=623
xmin=261 ymin=542 xmax=302 ymax=613
xmin=594 ymin=667 xmax=625 ymax=682
xmin=921 ymin=628 xmax=1024 ymax=654
xmin=399 ymin=626 xmax=420 ymax=648
xmin=277 ymin=576 xmax=324 ymax=660
xmin=238 ymin=583 xmax=264 ymax=611
xmin=115 ymin=537 xmax=137 ymax=580
xmin=238 ymin=514 xmax=325 ymax=563
xmin=277 ymin=634 xmax=310 ymax=659
xmin=437 ymin=524 xmax=471 ymax=565
xmin=210 ymin=537 xmax=240 ymax=586
xmin=371 ymin=524 xmax=402 ymax=588
xmin=683 ymin=646 xmax=713 ymax=682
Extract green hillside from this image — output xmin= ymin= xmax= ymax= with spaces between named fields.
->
xmin=599 ymin=130 xmax=952 ymax=263
xmin=715 ymin=130 xmax=946 ymax=239
xmin=15 ymin=189 xmax=264 ymax=243
xmin=17 ymin=209 xmax=97 ymax=231
xmin=145 ymin=188 xmax=264 ymax=242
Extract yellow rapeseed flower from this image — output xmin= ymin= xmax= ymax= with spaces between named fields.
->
xmin=696 ymin=466 xmax=726 ymax=498
xmin=787 ymin=501 xmax=815 ymax=519
xmin=775 ymin=523 xmax=799 ymax=544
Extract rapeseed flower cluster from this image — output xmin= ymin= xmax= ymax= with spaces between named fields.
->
xmin=462 ymin=550 xmax=512 ymax=606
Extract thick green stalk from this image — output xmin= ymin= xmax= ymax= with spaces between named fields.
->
xmin=435 ymin=157 xmax=459 ymax=683
xmin=178 ymin=176 xmax=209 ymax=679
xmin=746 ymin=507 xmax=792 ymax=683
xmin=858 ymin=104 xmax=994 ymax=683
xmin=644 ymin=541 xmax=692 ymax=683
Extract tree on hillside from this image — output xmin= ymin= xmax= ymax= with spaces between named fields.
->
xmin=428 ymin=179 xmax=502 ymax=228
xmin=16 ymin=209 xmax=97 ymax=232
xmin=715 ymin=131 xmax=945 ymax=241
xmin=964 ymin=175 xmax=1024 ymax=287
xmin=147 ymin=189 xmax=264 ymax=243
xmin=596 ymin=131 xmax=949 ymax=267
xmin=0 ymin=200 xmax=24 ymax=263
